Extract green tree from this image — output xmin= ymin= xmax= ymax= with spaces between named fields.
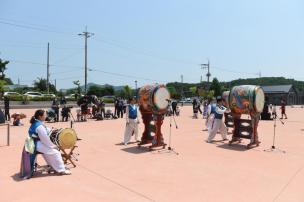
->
xmin=0 ymin=59 xmax=9 ymax=80
xmin=209 ymin=78 xmax=221 ymax=97
xmin=123 ymin=85 xmax=132 ymax=99
xmin=189 ymin=86 xmax=197 ymax=96
xmin=34 ymin=77 xmax=56 ymax=93
xmin=104 ymin=85 xmax=115 ymax=95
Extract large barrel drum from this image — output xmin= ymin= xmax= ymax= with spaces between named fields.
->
xmin=138 ymin=84 xmax=170 ymax=114
xmin=222 ymin=91 xmax=230 ymax=108
xmin=229 ymin=85 xmax=265 ymax=114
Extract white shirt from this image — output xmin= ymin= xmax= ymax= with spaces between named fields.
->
xmin=36 ymin=125 xmax=58 ymax=155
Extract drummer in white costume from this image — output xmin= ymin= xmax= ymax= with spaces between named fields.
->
xmin=29 ymin=110 xmax=71 ymax=175
xmin=123 ymin=97 xmax=140 ymax=145
xmin=207 ymin=97 xmax=228 ymax=143
xmin=204 ymin=98 xmax=216 ymax=131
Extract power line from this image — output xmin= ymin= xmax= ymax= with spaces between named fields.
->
xmin=0 ymin=20 xmax=72 ymax=35
xmin=89 ymin=68 xmax=168 ymax=83
xmin=93 ymin=37 xmax=198 ymax=65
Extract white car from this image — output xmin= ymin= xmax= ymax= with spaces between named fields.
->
xmin=43 ymin=94 xmax=56 ymax=98
xmin=24 ymin=92 xmax=43 ymax=98
xmin=4 ymin=92 xmax=22 ymax=97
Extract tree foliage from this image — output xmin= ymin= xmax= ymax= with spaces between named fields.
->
xmin=0 ymin=59 xmax=9 ymax=80
xmin=209 ymin=78 xmax=221 ymax=97
xmin=33 ymin=77 xmax=56 ymax=93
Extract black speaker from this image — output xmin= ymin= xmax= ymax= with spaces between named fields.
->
xmin=0 ymin=110 xmax=5 ymax=123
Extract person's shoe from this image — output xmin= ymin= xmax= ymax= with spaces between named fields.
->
xmin=60 ymin=170 xmax=71 ymax=175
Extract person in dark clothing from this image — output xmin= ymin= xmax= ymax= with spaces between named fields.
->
xmin=114 ymin=98 xmax=119 ymax=117
xmin=52 ymin=98 xmax=60 ymax=122
xmin=60 ymin=96 xmax=67 ymax=105
xmin=4 ymin=96 xmax=10 ymax=121
xmin=171 ymin=100 xmax=178 ymax=116
xmin=192 ymin=99 xmax=202 ymax=117
xmin=80 ymin=96 xmax=89 ymax=121
xmin=117 ymin=99 xmax=124 ymax=118
xmin=280 ymin=99 xmax=288 ymax=119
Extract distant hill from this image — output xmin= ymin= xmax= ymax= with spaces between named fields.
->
xmin=225 ymin=77 xmax=304 ymax=92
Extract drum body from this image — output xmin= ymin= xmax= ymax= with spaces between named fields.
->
xmin=229 ymin=85 xmax=265 ymax=114
xmin=138 ymin=84 xmax=170 ymax=114
xmin=222 ymin=91 xmax=230 ymax=108
xmin=49 ymin=128 xmax=77 ymax=149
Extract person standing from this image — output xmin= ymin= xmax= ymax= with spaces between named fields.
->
xmin=204 ymin=98 xmax=216 ymax=131
xmin=52 ymin=98 xmax=59 ymax=122
xmin=117 ymin=98 xmax=124 ymax=118
xmin=114 ymin=98 xmax=119 ymax=117
xmin=280 ymin=99 xmax=287 ymax=119
xmin=4 ymin=96 xmax=10 ymax=121
xmin=171 ymin=100 xmax=178 ymax=116
xmin=123 ymin=98 xmax=140 ymax=145
xmin=207 ymin=97 xmax=228 ymax=143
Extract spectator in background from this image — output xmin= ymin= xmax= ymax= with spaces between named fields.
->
xmin=171 ymin=100 xmax=178 ymax=116
xmin=52 ymin=98 xmax=60 ymax=122
xmin=280 ymin=99 xmax=288 ymax=119
xmin=117 ymin=98 xmax=124 ymax=118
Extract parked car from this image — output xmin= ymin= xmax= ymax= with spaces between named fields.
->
xmin=24 ymin=92 xmax=43 ymax=98
xmin=4 ymin=92 xmax=22 ymax=97
xmin=180 ymin=98 xmax=192 ymax=104
xmin=43 ymin=94 xmax=56 ymax=98
xmin=66 ymin=94 xmax=83 ymax=99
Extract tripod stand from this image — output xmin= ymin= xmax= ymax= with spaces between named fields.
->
xmin=167 ymin=111 xmax=179 ymax=155
xmin=264 ymin=116 xmax=285 ymax=153
xmin=159 ymin=101 xmax=179 ymax=155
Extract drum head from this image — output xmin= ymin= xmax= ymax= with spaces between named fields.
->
xmin=255 ymin=88 xmax=265 ymax=113
xmin=58 ymin=128 xmax=77 ymax=149
xmin=153 ymin=87 xmax=170 ymax=110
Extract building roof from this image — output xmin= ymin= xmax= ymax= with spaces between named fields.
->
xmin=261 ymin=85 xmax=294 ymax=94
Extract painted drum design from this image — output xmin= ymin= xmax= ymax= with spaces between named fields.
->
xmin=229 ymin=85 xmax=265 ymax=114
xmin=138 ymin=84 xmax=170 ymax=114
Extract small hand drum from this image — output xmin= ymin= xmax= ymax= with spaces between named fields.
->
xmin=49 ymin=128 xmax=77 ymax=149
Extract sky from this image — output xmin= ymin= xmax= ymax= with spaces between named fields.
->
xmin=1 ymin=0 xmax=304 ymax=89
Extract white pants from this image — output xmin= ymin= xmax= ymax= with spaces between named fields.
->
xmin=124 ymin=119 xmax=139 ymax=144
xmin=207 ymin=118 xmax=228 ymax=142
xmin=40 ymin=150 xmax=66 ymax=173
xmin=205 ymin=114 xmax=215 ymax=131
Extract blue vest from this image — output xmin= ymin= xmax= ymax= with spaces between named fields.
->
xmin=214 ymin=105 xmax=225 ymax=120
xmin=210 ymin=104 xmax=217 ymax=114
xmin=128 ymin=105 xmax=138 ymax=119
xmin=27 ymin=120 xmax=43 ymax=174
xmin=28 ymin=120 xmax=42 ymax=138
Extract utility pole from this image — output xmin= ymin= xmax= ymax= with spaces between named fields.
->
xmin=181 ymin=75 xmax=184 ymax=99
xmin=47 ymin=42 xmax=50 ymax=93
xmin=18 ymin=78 xmax=20 ymax=85
xmin=54 ymin=79 xmax=57 ymax=90
xmin=201 ymin=59 xmax=211 ymax=83
xmin=79 ymin=27 xmax=94 ymax=94
xmin=134 ymin=80 xmax=138 ymax=99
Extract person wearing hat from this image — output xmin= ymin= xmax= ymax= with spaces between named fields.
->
xmin=206 ymin=96 xmax=228 ymax=143
xmin=13 ymin=112 xmax=24 ymax=126
xmin=123 ymin=97 xmax=140 ymax=145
